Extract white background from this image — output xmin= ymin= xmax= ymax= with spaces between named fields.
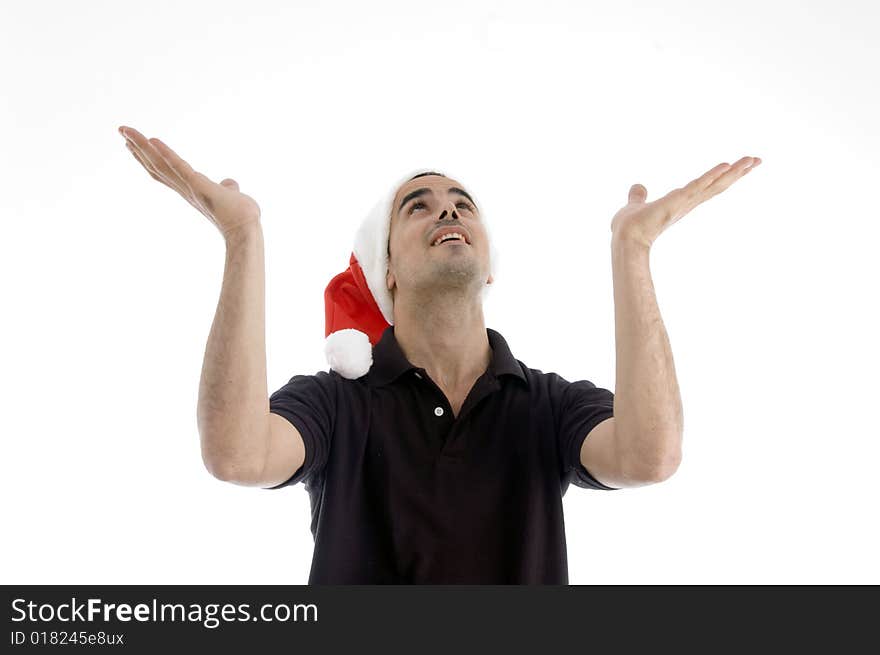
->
xmin=2 ymin=0 xmax=878 ymax=584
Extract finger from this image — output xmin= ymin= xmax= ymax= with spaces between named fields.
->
xmin=123 ymin=129 xmax=191 ymax=193
xmin=126 ymin=140 xmax=212 ymax=218
xmin=124 ymin=139 xmax=163 ymax=182
xmin=628 ymin=183 xmax=647 ymax=204
xmin=703 ymin=156 xmax=761 ymax=197
xmin=673 ymin=162 xmax=736 ymax=205
xmin=125 ymin=141 xmax=161 ymax=182
xmin=125 ymin=140 xmax=188 ymax=196
xmin=148 ymin=137 xmax=213 ymax=195
xmin=128 ymin=145 xmax=209 ymax=218
xmin=149 ymin=137 xmax=224 ymax=207
xmin=125 ymin=140 xmax=182 ymax=191
xmin=692 ymin=162 xmax=734 ymax=192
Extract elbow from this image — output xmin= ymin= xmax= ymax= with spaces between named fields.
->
xmin=644 ymin=426 xmax=683 ymax=482
xmin=200 ymin=437 xmax=266 ymax=484
xmin=645 ymin=447 xmax=682 ymax=483
xmin=204 ymin=456 xmax=264 ymax=484
xmin=199 ymin=423 xmax=269 ymax=484
xmin=648 ymin=461 xmax=680 ymax=483
xmin=624 ymin=438 xmax=682 ymax=484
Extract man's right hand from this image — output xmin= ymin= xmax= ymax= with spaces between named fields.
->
xmin=118 ymin=125 xmax=262 ymax=240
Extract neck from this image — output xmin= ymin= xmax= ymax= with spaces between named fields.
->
xmin=391 ymin=289 xmax=491 ymax=392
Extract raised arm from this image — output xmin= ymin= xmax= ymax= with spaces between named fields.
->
xmin=118 ymin=125 xmax=303 ymax=486
xmin=581 ymin=155 xmax=762 ymax=486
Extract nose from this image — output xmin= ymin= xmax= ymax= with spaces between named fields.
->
xmin=437 ymin=202 xmax=459 ymax=221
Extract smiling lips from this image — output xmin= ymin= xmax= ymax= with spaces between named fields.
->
xmin=430 ymin=227 xmax=471 ymax=247
xmin=433 ymin=233 xmax=467 ymax=247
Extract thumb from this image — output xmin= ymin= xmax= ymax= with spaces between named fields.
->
xmin=220 ymin=178 xmax=239 ymax=190
xmin=628 ymin=183 xmax=647 ymax=204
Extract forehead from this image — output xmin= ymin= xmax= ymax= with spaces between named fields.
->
xmin=391 ymin=174 xmax=467 ymax=213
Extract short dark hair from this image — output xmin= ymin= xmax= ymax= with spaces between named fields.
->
xmin=408 ymin=171 xmax=446 ymax=181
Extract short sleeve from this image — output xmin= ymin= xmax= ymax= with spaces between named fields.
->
xmin=263 ymin=370 xmax=336 ymax=490
xmin=551 ymin=373 xmax=619 ymax=491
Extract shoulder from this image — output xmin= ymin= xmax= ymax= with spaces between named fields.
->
xmin=518 ymin=364 xmax=612 ymax=408
xmin=273 ymin=368 xmax=375 ymax=387
xmin=517 ymin=364 xmax=573 ymax=393
xmin=269 ymin=369 xmax=356 ymax=407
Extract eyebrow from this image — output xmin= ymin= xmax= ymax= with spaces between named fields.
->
xmin=397 ymin=187 xmax=477 ymax=214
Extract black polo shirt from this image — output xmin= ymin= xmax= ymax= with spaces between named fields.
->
xmin=265 ymin=325 xmax=618 ymax=584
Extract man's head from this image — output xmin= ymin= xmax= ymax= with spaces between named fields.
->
xmin=386 ymin=171 xmax=494 ymax=306
xmin=320 ymin=168 xmax=499 ymax=378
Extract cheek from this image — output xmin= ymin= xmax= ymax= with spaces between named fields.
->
xmin=388 ymin=231 xmax=419 ymax=262
xmin=475 ymin=229 xmax=490 ymax=251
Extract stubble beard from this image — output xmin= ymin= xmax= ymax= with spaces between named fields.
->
xmin=422 ymin=250 xmax=484 ymax=295
xmin=397 ymin=248 xmax=485 ymax=304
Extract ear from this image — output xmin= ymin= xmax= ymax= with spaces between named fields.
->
xmin=487 ymin=273 xmax=494 ymax=285
xmin=386 ymin=268 xmax=396 ymax=292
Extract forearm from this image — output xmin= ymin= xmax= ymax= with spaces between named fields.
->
xmin=196 ymin=223 xmax=270 ymax=481
xmin=611 ymin=234 xmax=683 ymax=478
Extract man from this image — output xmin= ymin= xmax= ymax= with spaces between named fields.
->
xmin=118 ymin=124 xmax=761 ymax=583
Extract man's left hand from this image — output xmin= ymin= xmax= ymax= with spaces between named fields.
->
xmin=610 ymin=155 xmax=762 ymax=249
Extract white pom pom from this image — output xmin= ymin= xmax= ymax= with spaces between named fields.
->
xmin=324 ymin=329 xmax=373 ymax=379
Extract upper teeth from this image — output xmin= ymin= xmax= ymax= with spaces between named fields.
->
xmin=433 ymin=232 xmax=465 ymax=246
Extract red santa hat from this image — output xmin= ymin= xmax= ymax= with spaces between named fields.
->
xmin=323 ymin=168 xmax=499 ymax=379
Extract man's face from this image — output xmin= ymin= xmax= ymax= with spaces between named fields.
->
xmin=386 ymin=174 xmax=493 ymax=300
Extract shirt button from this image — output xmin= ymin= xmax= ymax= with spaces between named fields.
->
xmin=434 ymin=406 xmax=444 ymax=417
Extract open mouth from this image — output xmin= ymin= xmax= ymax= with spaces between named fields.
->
xmin=431 ymin=233 xmax=469 ymax=247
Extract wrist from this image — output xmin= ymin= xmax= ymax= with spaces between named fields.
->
xmin=611 ymin=230 xmax=652 ymax=255
xmin=223 ymin=221 xmax=263 ymax=247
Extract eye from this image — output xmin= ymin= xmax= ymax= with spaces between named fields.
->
xmin=408 ymin=201 xmax=426 ymax=214
xmin=456 ymin=202 xmax=475 ymax=212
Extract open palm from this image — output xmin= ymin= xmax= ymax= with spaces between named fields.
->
xmin=611 ymin=155 xmax=762 ymax=248
xmin=119 ymin=125 xmax=261 ymax=239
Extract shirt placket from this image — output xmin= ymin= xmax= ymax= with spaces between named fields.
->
xmin=412 ymin=368 xmax=499 ymax=460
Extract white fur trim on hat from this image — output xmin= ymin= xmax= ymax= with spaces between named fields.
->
xmin=352 ymin=168 xmax=499 ymax=328
xmin=324 ymin=329 xmax=373 ymax=380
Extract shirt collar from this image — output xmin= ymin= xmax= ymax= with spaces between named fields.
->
xmin=366 ymin=326 xmax=529 ymax=389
